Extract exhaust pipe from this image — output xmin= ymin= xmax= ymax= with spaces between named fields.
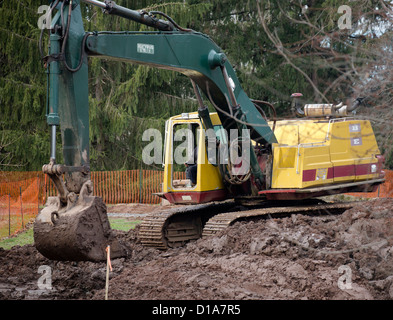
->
xmin=291 ymin=93 xmax=364 ymax=118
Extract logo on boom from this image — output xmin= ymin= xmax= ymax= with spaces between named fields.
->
xmin=137 ymin=43 xmax=155 ymax=54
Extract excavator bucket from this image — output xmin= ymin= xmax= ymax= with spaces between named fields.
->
xmin=34 ymin=181 xmax=128 ymax=261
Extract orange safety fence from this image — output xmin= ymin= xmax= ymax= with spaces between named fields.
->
xmin=43 ymin=169 xmax=186 ymax=204
xmin=91 ymin=170 xmax=164 ymax=204
xmin=0 ymin=175 xmax=40 ymax=238
xmin=42 ymin=170 xmax=166 ymax=204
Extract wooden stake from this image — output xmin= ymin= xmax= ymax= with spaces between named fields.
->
xmin=105 ymin=245 xmax=112 ymax=300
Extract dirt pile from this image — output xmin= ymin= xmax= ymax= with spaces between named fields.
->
xmin=1 ymin=198 xmax=393 ymax=300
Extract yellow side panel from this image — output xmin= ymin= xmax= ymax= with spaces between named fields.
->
xmin=329 ymin=120 xmax=355 ymax=182
xmin=277 ymin=147 xmax=297 ymax=168
xmin=300 ymin=146 xmax=333 ymax=188
xmin=329 ymin=120 xmax=380 ymax=182
xmin=272 ymin=144 xmax=333 ymax=189
xmin=271 ymin=145 xmax=301 ymax=188
xmin=272 ymin=120 xmax=332 ymax=189
xmin=350 ymin=120 xmax=380 ymax=181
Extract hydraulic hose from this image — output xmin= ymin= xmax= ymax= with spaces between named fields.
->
xmin=60 ymin=0 xmax=89 ymax=73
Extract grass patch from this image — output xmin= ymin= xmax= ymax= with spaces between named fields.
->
xmin=0 ymin=228 xmax=34 ymax=250
xmin=0 ymin=217 xmax=141 ymax=250
xmin=109 ymin=218 xmax=141 ymax=231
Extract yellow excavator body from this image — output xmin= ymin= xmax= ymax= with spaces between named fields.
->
xmin=271 ymin=118 xmax=382 ymax=189
xmin=161 ymin=113 xmax=384 ymax=204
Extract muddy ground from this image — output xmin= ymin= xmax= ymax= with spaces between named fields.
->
xmin=1 ymin=198 xmax=393 ymax=300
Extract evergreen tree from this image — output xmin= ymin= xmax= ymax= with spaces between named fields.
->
xmin=0 ymin=0 xmax=49 ymax=171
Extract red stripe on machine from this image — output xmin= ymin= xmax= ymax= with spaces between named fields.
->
xmin=334 ymin=165 xmax=355 ymax=178
xmin=302 ymin=169 xmax=316 ymax=182
xmin=302 ymin=164 xmax=375 ymax=182
xmin=327 ymin=167 xmax=334 ymax=179
xmin=356 ymin=163 xmax=372 ymax=176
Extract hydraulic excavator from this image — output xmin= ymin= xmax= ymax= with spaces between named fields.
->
xmin=34 ymin=0 xmax=385 ymax=261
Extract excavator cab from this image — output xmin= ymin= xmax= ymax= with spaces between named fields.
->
xmin=162 ymin=112 xmax=227 ymax=204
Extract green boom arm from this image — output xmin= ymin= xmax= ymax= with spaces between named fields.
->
xmin=44 ymin=0 xmax=277 ymax=194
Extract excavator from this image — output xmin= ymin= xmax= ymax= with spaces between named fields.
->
xmin=33 ymin=0 xmax=385 ymax=261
